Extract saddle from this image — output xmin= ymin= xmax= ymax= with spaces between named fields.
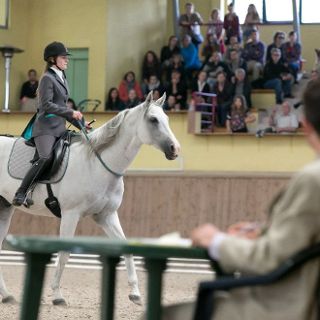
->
xmin=8 ymin=131 xmax=80 ymax=218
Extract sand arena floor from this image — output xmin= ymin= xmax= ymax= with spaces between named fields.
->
xmin=1 ymin=265 xmax=211 ymax=320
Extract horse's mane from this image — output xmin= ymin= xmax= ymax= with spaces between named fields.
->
xmin=86 ymin=109 xmax=130 ymax=153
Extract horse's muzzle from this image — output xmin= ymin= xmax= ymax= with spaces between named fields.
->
xmin=164 ymin=142 xmax=179 ymax=160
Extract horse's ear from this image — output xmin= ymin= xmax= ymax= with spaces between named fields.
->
xmin=144 ymin=91 xmax=153 ymax=108
xmin=155 ymin=92 xmax=166 ymax=106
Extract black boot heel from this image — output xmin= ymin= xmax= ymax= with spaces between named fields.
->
xmin=12 ymin=192 xmax=26 ymax=206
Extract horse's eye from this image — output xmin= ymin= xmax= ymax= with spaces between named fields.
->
xmin=149 ymin=117 xmax=159 ymax=124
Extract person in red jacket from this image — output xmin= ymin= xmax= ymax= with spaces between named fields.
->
xmin=118 ymin=71 xmax=143 ymax=102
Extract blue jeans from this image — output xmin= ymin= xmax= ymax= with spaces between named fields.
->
xmin=217 ymin=103 xmax=231 ymax=127
xmin=288 ymin=62 xmax=300 ymax=81
xmin=264 ymin=78 xmax=291 ymax=104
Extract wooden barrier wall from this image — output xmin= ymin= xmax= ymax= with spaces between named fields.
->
xmin=8 ymin=172 xmax=290 ymax=238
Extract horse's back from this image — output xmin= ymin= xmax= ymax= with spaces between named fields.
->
xmin=0 ymin=136 xmax=17 ymax=182
xmin=0 ymin=136 xmax=16 ymax=159
xmin=0 ymin=136 xmax=17 ymax=156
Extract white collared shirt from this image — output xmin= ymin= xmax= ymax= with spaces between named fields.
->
xmin=50 ymin=67 xmax=64 ymax=83
xmin=208 ymin=232 xmax=227 ymax=260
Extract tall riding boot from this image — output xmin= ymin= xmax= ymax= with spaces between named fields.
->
xmin=12 ymin=158 xmax=49 ymax=206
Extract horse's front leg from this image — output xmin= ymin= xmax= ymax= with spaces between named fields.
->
xmin=51 ymin=212 xmax=80 ymax=305
xmin=92 ymin=211 xmax=142 ymax=305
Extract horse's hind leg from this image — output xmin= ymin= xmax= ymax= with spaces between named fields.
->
xmin=51 ymin=212 xmax=80 ymax=306
xmin=92 ymin=211 xmax=141 ymax=305
xmin=0 ymin=198 xmax=15 ymax=303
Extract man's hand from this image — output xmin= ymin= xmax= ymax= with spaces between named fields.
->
xmin=227 ymin=221 xmax=262 ymax=239
xmin=191 ymin=224 xmax=221 ymax=248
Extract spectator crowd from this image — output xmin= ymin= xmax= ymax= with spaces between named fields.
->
xmin=104 ymin=2 xmax=309 ymax=132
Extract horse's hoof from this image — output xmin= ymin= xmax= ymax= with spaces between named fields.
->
xmin=52 ymin=298 xmax=67 ymax=306
xmin=2 ymin=295 xmax=17 ymax=304
xmin=129 ymin=294 xmax=142 ymax=306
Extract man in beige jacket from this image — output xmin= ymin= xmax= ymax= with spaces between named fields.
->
xmin=164 ymin=80 xmax=320 ymax=319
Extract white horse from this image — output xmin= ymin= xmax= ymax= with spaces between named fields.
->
xmin=0 ymin=92 xmax=180 ymax=306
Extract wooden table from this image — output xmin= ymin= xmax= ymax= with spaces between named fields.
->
xmin=5 ymin=235 xmax=210 ymax=320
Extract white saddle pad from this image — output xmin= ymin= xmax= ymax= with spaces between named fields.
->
xmin=7 ymin=138 xmax=69 ymax=184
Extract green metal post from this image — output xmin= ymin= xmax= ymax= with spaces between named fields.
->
xmin=144 ymin=258 xmax=167 ymax=320
xmin=100 ymin=256 xmax=120 ymax=320
xmin=20 ymin=252 xmax=52 ymax=320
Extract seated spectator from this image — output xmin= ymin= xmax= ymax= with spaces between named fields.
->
xmin=226 ymin=95 xmax=255 ymax=133
xmin=242 ymin=4 xmax=261 ymax=43
xmin=201 ymin=34 xmax=220 ymax=63
xmin=142 ymin=74 xmax=164 ymax=98
xmin=282 ymin=30 xmax=302 ymax=83
xmin=224 ymin=35 xmax=243 ymax=62
xmin=232 ymin=68 xmax=252 ymax=108
xmin=269 ymin=101 xmax=299 ymax=133
xmin=118 ymin=71 xmax=143 ymax=102
xmin=142 ymin=50 xmax=161 ymax=86
xmin=179 ymin=2 xmax=204 ymax=49
xmin=242 ymin=29 xmax=265 ymax=81
xmin=105 ymin=87 xmax=125 ymax=111
xmin=223 ymin=3 xmax=240 ymax=44
xmin=256 ymin=101 xmax=299 ymax=137
xmin=202 ymin=51 xmax=231 ymax=91
xmin=164 ymin=95 xmax=179 ymax=111
xmin=266 ymin=31 xmax=286 ymax=62
xmin=20 ymin=69 xmax=38 ymax=111
xmin=160 ymin=35 xmax=180 ymax=69
xmin=213 ymin=71 xmax=234 ymax=126
xmin=263 ymin=48 xmax=292 ymax=104
xmin=180 ymin=35 xmax=202 ymax=73
xmin=165 ymin=53 xmax=186 ymax=83
xmin=125 ymin=89 xmax=141 ymax=109
xmin=165 ymin=70 xmax=188 ymax=110
xmin=191 ymin=70 xmax=211 ymax=95
xmin=226 ymin=48 xmax=247 ymax=77
xmin=67 ymin=98 xmax=78 ymax=110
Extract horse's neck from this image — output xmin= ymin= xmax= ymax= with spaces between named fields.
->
xmin=100 ymin=109 xmax=143 ymax=174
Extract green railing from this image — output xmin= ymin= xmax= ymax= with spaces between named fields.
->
xmin=6 ymin=235 xmax=210 ymax=320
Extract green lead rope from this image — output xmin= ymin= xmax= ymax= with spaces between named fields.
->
xmin=78 ymin=121 xmax=123 ymax=178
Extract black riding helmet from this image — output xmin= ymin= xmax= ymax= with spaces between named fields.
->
xmin=43 ymin=41 xmax=71 ymax=61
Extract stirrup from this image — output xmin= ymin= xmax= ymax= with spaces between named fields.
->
xmin=23 ymin=197 xmax=34 ymax=208
xmin=23 ymin=188 xmax=34 ymax=208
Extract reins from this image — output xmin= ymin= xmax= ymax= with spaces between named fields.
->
xmin=77 ymin=121 xmax=124 ymax=178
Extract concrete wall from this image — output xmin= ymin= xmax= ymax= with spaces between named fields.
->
xmin=105 ymin=0 xmax=168 ymax=91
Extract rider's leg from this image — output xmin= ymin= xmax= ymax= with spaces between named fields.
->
xmin=12 ymin=135 xmax=56 ymax=206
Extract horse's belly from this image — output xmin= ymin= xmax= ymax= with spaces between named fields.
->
xmin=16 ymin=205 xmax=57 ymax=218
